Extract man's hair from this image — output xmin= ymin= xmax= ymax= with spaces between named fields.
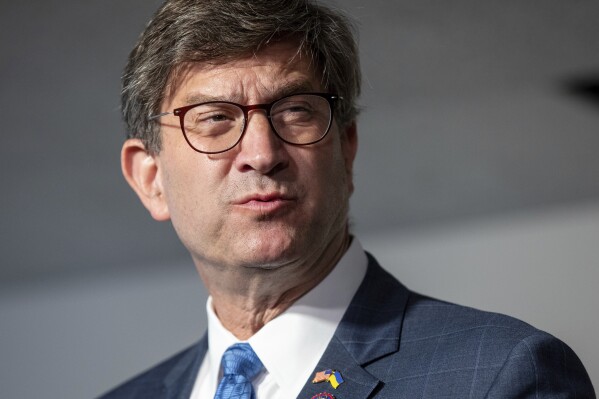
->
xmin=121 ymin=0 xmax=361 ymax=153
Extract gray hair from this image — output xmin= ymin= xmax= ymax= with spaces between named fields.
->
xmin=121 ymin=0 xmax=361 ymax=153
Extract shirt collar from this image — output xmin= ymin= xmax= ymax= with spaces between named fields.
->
xmin=205 ymin=237 xmax=368 ymax=395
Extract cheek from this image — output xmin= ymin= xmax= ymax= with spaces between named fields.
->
xmin=301 ymin=142 xmax=351 ymax=209
xmin=160 ymin=154 xmax=229 ymax=238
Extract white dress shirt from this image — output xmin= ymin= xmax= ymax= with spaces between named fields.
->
xmin=190 ymin=238 xmax=368 ymax=399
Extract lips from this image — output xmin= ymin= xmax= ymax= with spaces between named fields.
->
xmin=232 ymin=192 xmax=295 ymax=213
xmin=233 ymin=192 xmax=293 ymax=204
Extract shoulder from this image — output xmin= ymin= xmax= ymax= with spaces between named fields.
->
xmin=393 ymin=294 xmax=594 ymax=396
xmin=402 ymin=291 xmax=540 ymax=346
xmin=97 ymin=340 xmax=206 ymax=399
xmin=360 ymin=254 xmax=573 ymax=354
xmin=357 ymin=255 xmax=595 ymax=397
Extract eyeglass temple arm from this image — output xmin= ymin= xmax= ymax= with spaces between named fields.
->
xmin=148 ymin=111 xmax=171 ymax=121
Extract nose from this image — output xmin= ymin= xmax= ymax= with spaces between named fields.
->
xmin=233 ymin=109 xmax=288 ymax=174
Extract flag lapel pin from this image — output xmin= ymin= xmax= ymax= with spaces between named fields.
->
xmin=312 ymin=369 xmax=344 ymax=389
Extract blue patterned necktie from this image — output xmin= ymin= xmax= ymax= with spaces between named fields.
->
xmin=214 ymin=343 xmax=263 ymax=399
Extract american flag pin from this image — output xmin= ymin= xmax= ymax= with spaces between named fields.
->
xmin=312 ymin=369 xmax=332 ymax=383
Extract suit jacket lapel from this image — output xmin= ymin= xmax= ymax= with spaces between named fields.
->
xmin=162 ymin=334 xmax=208 ymax=399
xmin=297 ymin=254 xmax=410 ymax=399
xmin=296 ymin=335 xmax=381 ymax=399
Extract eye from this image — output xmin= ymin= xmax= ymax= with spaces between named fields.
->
xmin=273 ymin=100 xmax=315 ymax=121
xmin=279 ymin=103 xmax=313 ymax=113
xmin=192 ymin=108 xmax=236 ymax=123
xmin=183 ymin=103 xmax=241 ymax=137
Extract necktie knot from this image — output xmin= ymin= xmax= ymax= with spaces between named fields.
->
xmin=214 ymin=343 xmax=263 ymax=399
xmin=221 ymin=343 xmax=263 ymax=379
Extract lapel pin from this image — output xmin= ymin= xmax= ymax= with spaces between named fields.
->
xmin=312 ymin=369 xmax=332 ymax=383
xmin=312 ymin=369 xmax=344 ymax=389
xmin=311 ymin=393 xmax=335 ymax=399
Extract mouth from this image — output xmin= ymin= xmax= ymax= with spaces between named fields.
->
xmin=232 ymin=192 xmax=295 ymax=213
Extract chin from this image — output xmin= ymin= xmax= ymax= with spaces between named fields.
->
xmin=238 ymin=232 xmax=302 ymax=268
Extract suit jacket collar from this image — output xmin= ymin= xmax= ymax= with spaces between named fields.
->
xmin=297 ymin=253 xmax=410 ymax=399
xmin=162 ymin=334 xmax=208 ymax=399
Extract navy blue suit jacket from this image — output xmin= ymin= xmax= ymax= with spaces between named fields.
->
xmin=100 ymin=254 xmax=595 ymax=398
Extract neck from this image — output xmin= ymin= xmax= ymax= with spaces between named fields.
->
xmin=198 ymin=230 xmax=351 ymax=340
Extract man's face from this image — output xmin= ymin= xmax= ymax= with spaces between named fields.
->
xmin=129 ymin=42 xmax=357 ymax=272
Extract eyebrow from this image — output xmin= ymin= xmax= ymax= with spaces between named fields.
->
xmin=182 ymin=80 xmax=317 ymax=106
xmin=183 ymin=92 xmax=221 ymax=105
xmin=270 ymin=80 xmax=317 ymax=100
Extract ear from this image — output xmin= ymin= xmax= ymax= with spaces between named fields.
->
xmin=341 ymin=122 xmax=358 ymax=194
xmin=121 ymin=139 xmax=170 ymax=221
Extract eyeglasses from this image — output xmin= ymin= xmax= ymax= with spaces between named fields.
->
xmin=149 ymin=93 xmax=342 ymax=154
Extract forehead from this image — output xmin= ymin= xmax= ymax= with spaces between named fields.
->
xmin=164 ymin=42 xmax=324 ymax=107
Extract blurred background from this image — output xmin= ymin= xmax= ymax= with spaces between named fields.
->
xmin=1 ymin=0 xmax=598 ymax=397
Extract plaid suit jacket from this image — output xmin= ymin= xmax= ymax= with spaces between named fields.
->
xmin=100 ymin=254 xmax=595 ymax=398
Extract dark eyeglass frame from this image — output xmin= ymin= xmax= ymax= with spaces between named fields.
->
xmin=149 ymin=92 xmax=342 ymax=154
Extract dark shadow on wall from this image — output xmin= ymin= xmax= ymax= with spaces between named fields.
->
xmin=565 ymin=73 xmax=599 ymax=109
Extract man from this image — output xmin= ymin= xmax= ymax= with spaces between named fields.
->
xmin=101 ymin=0 xmax=595 ymax=398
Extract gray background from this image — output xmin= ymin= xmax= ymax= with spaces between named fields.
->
xmin=1 ymin=1 xmax=598 ymax=398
